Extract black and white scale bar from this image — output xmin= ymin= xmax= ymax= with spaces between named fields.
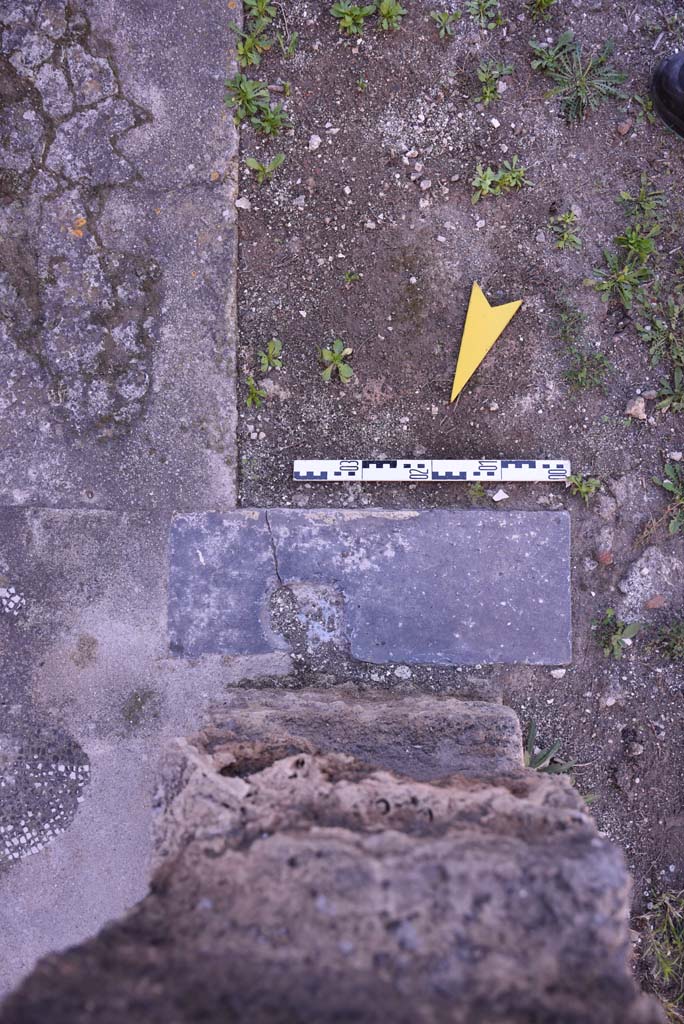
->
xmin=293 ymin=459 xmax=571 ymax=483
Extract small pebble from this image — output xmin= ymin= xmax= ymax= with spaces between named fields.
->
xmin=308 ymin=134 xmax=322 ymax=151
xmin=625 ymin=396 xmax=646 ymax=420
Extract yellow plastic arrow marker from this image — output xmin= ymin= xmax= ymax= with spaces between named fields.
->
xmin=450 ymin=282 xmax=522 ymax=402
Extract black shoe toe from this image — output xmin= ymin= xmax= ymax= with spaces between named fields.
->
xmin=652 ymin=52 xmax=684 ymax=138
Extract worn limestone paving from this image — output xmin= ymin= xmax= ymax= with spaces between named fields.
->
xmin=0 ymin=0 xmax=237 ymax=509
xmin=0 ymin=0 xmax=240 ymax=997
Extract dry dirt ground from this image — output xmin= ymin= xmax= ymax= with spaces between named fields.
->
xmin=235 ymin=0 xmax=684 ymax=920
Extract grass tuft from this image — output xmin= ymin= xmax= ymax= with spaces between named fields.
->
xmin=641 ymin=891 xmax=684 ymax=1022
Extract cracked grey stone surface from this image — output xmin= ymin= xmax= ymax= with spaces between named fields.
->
xmin=0 ymin=0 xmax=241 ymax=999
xmin=0 ymin=0 xmax=237 ymax=508
xmin=169 ymin=509 xmax=572 ymax=665
xmin=0 ymin=506 xmax=290 ymax=996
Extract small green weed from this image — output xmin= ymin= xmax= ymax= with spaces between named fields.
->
xmin=277 ymin=31 xmax=299 ymax=57
xmin=343 ymin=270 xmax=361 ymax=286
xmin=465 ymin=0 xmax=503 ymax=29
xmin=529 ymin=29 xmax=575 ymax=73
xmin=377 ymin=0 xmax=406 ymax=30
xmin=471 ymin=164 xmax=499 ymax=201
xmin=530 ymin=32 xmax=626 ymax=122
xmin=467 ymin=481 xmax=487 ymax=504
xmin=244 ymin=152 xmax=285 ymax=184
xmin=640 ymin=890 xmax=684 ymax=1022
xmin=594 ymin=608 xmax=641 ymax=659
xmin=476 ymin=60 xmax=512 ymax=106
xmin=526 ymin=0 xmax=557 ymax=21
xmin=588 ymin=177 xmax=664 ymax=310
xmin=646 ymin=9 xmax=684 ymax=46
xmin=618 ymin=174 xmax=664 ymax=222
xmin=429 ymin=10 xmax=462 ymax=37
xmin=471 ymin=156 xmax=531 ymax=202
xmin=524 ymin=720 xmax=575 ymax=774
xmin=637 ymin=297 xmax=684 ymax=369
xmin=246 ymin=375 xmax=267 ymax=408
xmin=615 ymin=222 xmax=661 ymax=265
xmin=321 ymin=339 xmax=354 ymax=383
xmin=258 ymin=337 xmax=283 ymax=372
xmin=252 ymin=101 xmax=291 ymax=135
xmin=230 ymin=22 xmax=272 ymax=68
xmin=656 ymin=620 xmax=684 ymax=662
xmin=567 ymin=473 xmax=601 ymax=505
xmin=330 ymin=1 xmax=376 ymax=35
xmin=587 ymin=249 xmax=652 ymax=309
xmin=356 ymin=76 xmax=368 ymax=91
xmin=244 ymin=0 xmax=277 ymax=21
xmin=549 ymin=209 xmax=581 ymax=250
xmin=556 ymin=300 xmax=584 ymax=345
xmin=637 ymin=292 xmax=684 ymax=418
xmin=654 ymin=461 xmax=684 ymax=535
xmin=631 ymin=93 xmax=657 ymax=126
xmin=564 ymin=347 xmax=610 ymax=391
xmin=657 ymin=368 xmax=684 ymax=414
xmin=225 ymin=73 xmax=270 ymax=124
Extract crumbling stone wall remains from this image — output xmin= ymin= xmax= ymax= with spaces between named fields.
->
xmin=0 ymin=713 xmax=662 ymax=1024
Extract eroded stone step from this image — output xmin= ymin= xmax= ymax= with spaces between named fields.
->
xmin=202 ymin=690 xmax=523 ymax=779
xmin=1 ymin=731 xmax=660 ymax=1024
xmin=168 ymin=508 xmax=571 ymax=666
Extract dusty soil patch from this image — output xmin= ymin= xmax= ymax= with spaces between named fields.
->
xmin=235 ymin=0 xmax=684 ymax=911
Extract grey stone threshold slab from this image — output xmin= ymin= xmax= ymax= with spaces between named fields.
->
xmin=168 ymin=509 xmax=571 ymax=666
